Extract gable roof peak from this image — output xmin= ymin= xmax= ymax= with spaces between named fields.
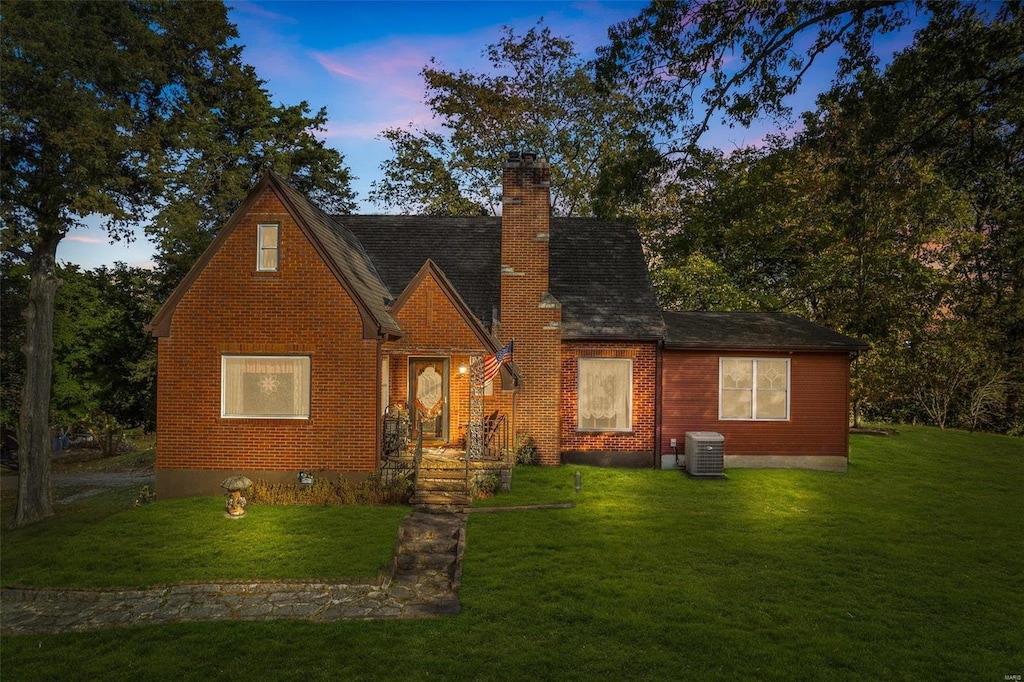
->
xmin=147 ymin=170 xmax=401 ymax=340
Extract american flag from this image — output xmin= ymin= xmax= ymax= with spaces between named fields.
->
xmin=482 ymin=341 xmax=514 ymax=384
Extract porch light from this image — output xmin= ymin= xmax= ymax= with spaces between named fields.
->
xmin=459 ymin=365 xmax=468 ymax=374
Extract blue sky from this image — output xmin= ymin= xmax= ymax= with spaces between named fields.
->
xmin=55 ymin=0 xmax=915 ymax=270
xmin=58 ymin=1 xmax=653 ymax=269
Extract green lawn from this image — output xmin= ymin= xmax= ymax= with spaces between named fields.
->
xmin=1 ymin=495 xmax=408 ymax=588
xmin=3 ymin=426 xmax=1022 ymax=680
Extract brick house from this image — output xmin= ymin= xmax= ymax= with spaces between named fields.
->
xmin=148 ymin=155 xmax=865 ymax=497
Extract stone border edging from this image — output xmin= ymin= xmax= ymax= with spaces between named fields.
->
xmin=467 ymin=502 xmax=575 ymax=513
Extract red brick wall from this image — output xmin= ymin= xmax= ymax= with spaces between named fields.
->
xmin=156 ymin=186 xmax=379 ymax=477
xmin=661 ymin=350 xmax=851 ymax=458
xmin=561 ymin=342 xmax=658 ymax=454
xmin=500 ymin=158 xmax=562 ymax=465
xmin=389 ymin=274 xmax=485 ymax=353
xmin=385 ymin=272 xmax=496 ymax=443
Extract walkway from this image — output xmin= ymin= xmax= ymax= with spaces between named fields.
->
xmin=0 ymin=471 xmax=154 ymax=494
xmin=1 ymin=511 xmax=466 ymax=635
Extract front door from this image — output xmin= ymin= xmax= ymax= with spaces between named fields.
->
xmin=409 ymin=358 xmax=449 ymax=443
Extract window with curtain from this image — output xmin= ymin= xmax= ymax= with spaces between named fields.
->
xmin=720 ymin=358 xmax=789 ymax=420
xmin=578 ymin=358 xmax=632 ymax=431
xmin=222 ymin=356 xmax=310 ymax=419
xmin=257 ymin=223 xmax=279 ymax=271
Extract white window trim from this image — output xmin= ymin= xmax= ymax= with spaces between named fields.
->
xmin=577 ymin=357 xmax=633 ymax=432
xmin=718 ymin=357 xmax=790 ymax=421
xmin=221 ymin=355 xmax=311 ymax=419
xmin=257 ymin=223 xmax=279 ymax=272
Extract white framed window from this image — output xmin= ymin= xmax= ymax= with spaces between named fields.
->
xmin=578 ymin=358 xmax=633 ymax=431
xmin=257 ymin=223 xmax=279 ymax=271
xmin=720 ymin=358 xmax=789 ymax=420
xmin=222 ymin=355 xmax=310 ymax=419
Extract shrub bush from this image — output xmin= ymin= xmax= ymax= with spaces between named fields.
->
xmin=513 ymin=433 xmax=538 ymax=465
xmin=471 ymin=473 xmax=500 ymax=500
xmin=248 ymin=473 xmax=413 ymax=506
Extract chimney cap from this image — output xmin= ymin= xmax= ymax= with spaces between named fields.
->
xmin=507 ymin=150 xmax=542 ymax=164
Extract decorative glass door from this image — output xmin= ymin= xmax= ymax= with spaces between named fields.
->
xmin=409 ymin=358 xmax=449 ymax=443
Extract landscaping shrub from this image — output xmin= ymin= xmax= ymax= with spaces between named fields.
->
xmin=247 ymin=473 xmax=413 ymax=506
xmin=513 ymin=433 xmax=537 ymax=465
xmin=470 ymin=473 xmax=500 ymax=500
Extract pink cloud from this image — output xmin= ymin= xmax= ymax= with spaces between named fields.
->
xmin=319 ymin=110 xmax=439 ymax=141
xmin=313 ymin=53 xmax=372 ymax=82
xmin=65 ymin=234 xmax=106 ymax=245
xmin=312 ymin=43 xmax=434 ymax=86
xmin=229 ymin=1 xmax=299 ymax=25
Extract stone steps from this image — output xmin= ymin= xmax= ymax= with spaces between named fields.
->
xmin=413 ymin=458 xmax=470 ymax=513
xmin=415 ymin=478 xmax=467 ymax=493
xmin=390 ymin=512 xmax=466 ymax=595
xmin=398 ymin=534 xmax=459 ymax=555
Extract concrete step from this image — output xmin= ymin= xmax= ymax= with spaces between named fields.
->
xmin=411 ymin=492 xmax=470 ymax=506
xmin=391 ymin=569 xmax=454 ymax=591
xmin=394 ymin=552 xmax=455 ymax=572
xmin=413 ymin=502 xmax=469 ymax=514
xmin=417 ymin=469 xmax=467 ymax=480
xmin=416 ymin=480 xmax=468 ymax=494
xmin=398 ymin=533 xmax=459 ymax=554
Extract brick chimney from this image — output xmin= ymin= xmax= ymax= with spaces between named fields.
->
xmin=500 ymin=152 xmax=562 ymax=465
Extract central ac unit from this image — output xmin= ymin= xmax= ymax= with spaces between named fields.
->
xmin=684 ymin=432 xmax=725 ymax=478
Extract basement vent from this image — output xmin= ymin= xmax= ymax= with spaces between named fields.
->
xmin=684 ymin=432 xmax=725 ymax=478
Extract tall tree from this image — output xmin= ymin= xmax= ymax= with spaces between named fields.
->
xmin=148 ymin=71 xmax=356 ymax=287
xmin=370 ymin=22 xmax=658 ymax=217
xmin=635 ymin=2 xmax=1023 ymax=430
xmin=1 ymin=1 xmax=354 ymax=525
xmin=1 ymin=263 xmax=161 ymax=455
xmin=596 ymin=0 xmax=918 ymax=157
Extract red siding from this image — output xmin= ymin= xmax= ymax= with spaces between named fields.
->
xmin=156 ymin=186 xmax=379 ymax=476
xmin=661 ymin=350 xmax=851 ymax=458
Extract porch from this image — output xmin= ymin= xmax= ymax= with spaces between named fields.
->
xmin=381 ymin=404 xmax=513 ymax=512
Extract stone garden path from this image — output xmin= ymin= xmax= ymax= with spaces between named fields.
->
xmin=1 ymin=511 xmax=466 ymax=635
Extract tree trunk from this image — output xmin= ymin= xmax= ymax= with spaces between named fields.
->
xmin=13 ymin=235 xmax=62 ymax=527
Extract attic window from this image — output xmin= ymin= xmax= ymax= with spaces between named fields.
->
xmin=257 ymin=223 xmax=279 ymax=271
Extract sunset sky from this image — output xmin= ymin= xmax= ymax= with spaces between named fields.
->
xmin=56 ymin=0 xmax=911 ymax=270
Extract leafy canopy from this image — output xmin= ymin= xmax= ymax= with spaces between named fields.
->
xmin=370 ymin=22 xmax=658 ymax=217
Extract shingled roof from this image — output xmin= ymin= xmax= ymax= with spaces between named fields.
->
xmin=343 ymin=216 xmax=500 ymax=327
xmin=268 ymin=175 xmax=399 ymax=337
xmin=663 ymin=311 xmax=868 ymax=352
xmin=341 ymin=215 xmax=665 ymax=340
xmin=550 ymin=218 xmax=666 ymax=339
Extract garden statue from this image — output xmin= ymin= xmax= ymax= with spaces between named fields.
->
xmin=221 ymin=475 xmax=252 ymax=517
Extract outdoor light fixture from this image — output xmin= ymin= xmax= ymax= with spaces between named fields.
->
xmin=574 ymin=470 xmax=582 ymax=494
xmin=458 ymin=365 xmax=468 ymax=374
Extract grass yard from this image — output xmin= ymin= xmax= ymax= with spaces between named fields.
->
xmin=2 ymin=426 xmax=1022 ymax=680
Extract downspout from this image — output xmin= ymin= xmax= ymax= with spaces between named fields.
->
xmin=654 ymin=339 xmax=663 ymax=469
xmin=374 ymin=334 xmax=383 ymax=470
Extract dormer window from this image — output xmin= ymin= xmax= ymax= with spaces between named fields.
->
xmin=257 ymin=223 xmax=279 ymax=271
